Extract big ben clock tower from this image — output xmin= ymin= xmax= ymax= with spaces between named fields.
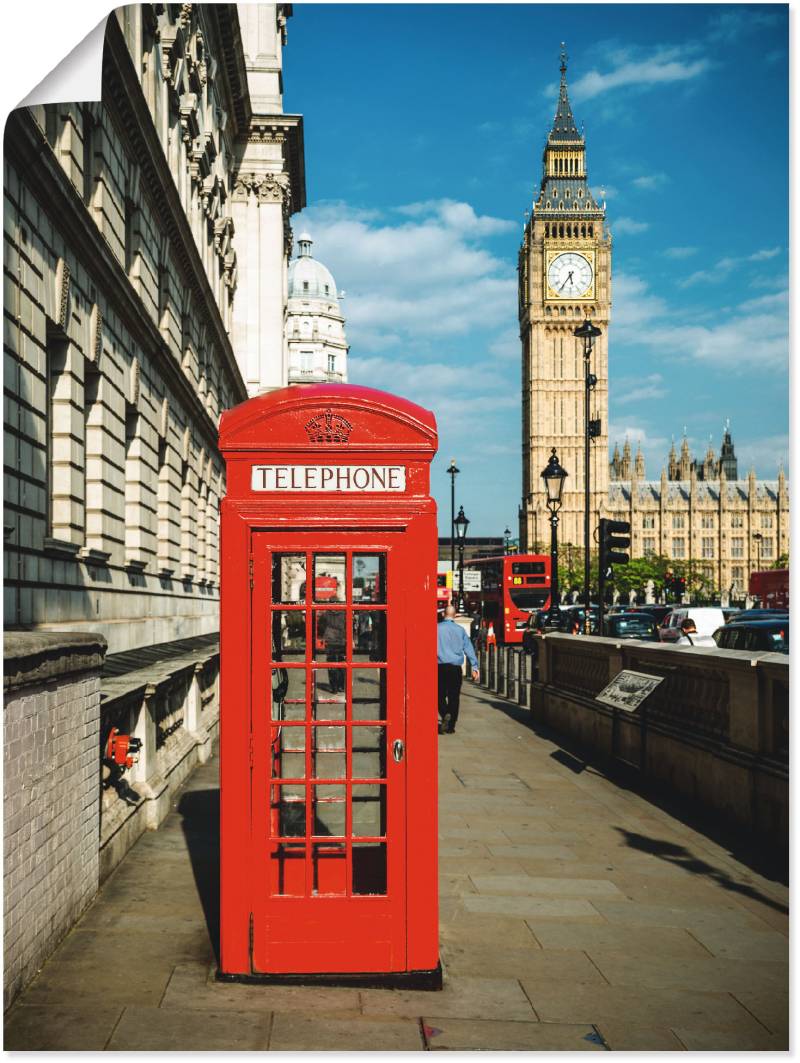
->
xmin=519 ymin=47 xmax=611 ymax=552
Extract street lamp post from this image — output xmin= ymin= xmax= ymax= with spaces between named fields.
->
xmin=454 ymin=505 xmax=470 ymax=613
xmin=503 ymin=526 xmax=511 ymax=555
xmin=541 ymin=448 xmax=568 ymax=628
xmin=447 ymin=458 xmax=459 ymax=581
xmin=574 ymin=318 xmax=602 ymax=633
xmin=753 ymin=531 xmax=763 ymax=573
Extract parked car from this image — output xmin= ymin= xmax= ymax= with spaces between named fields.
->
xmin=713 ymin=619 xmax=789 ymax=654
xmin=658 ymin=607 xmax=726 ymax=643
xmin=726 ymin=608 xmax=790 ymax=625
xmin=722 ymin=607 xmax=742 ymax=623
xmin=629 ymin=604 xmax=674 ymax=625
xmin=600 ymin=612 xmax=659 ymax=641
xmin=559 ymin=605 xmax=599 ymax=634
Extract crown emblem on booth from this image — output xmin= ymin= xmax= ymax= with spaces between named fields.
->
xmin=304 ymin=408 xmax=353 ymax=444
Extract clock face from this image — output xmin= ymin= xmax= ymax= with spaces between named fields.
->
xmin=548 ymin=252 xmax=593 ymax=298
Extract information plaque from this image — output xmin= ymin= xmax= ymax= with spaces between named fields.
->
xmin=595 ymin=670 xmax=664 ymax=713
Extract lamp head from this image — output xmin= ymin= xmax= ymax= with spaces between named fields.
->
xmin=574 ymin=319 xmax=602 ymax=341
xmin=541 ymin=447 xmax=568 ymax=506
xmin=454 ymin=505 xmax=470 ymax=542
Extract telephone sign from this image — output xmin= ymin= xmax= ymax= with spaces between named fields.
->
xmin=219 ymin=383 xmax=441 ymax=987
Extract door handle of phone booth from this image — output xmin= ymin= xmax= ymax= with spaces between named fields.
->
xmin=392 ymin=739 xmax=405 ymax=763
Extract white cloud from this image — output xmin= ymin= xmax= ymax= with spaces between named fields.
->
xmin=488 ymin=329 xmax=520 ymax=361
xmin=293 ymin=200 xmax=517 ymax=349
xmin=395 ymin=198 xmax=515 ymax=237
xmin=568 ymin=46 xmax=710 ymax=102
xmin=613 ymin=273 xmax=670 ymax=336
xmin=678 ymin=246 xmax=782 ymax=288
xmin=735 ymin=433 xmax=789 ymax=476
xmin=615 ymin=272 xmax=788 ymax=371
xmin=707 ymin=8 xmax=783 ymax=44
xmin=590 ymin=184 xmax=619 ymax=201
xmin=348 ymin=355 xmax=504 ymax=398
xmin=631 ymin=172 xmax=669 ymax=191
xmin=616 ymin=373 xmax=667 ymax=406
xmin=664 ymin=246 xmax=698 ymax=259
xmin=611 ymin=217 xmax=649 ymax=236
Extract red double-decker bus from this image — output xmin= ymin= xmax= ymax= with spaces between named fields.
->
xmin=462 ymin=554 xmax=551 ymax=643
xmin=436 ymin=572 xmax=452 ymax=614
xmin=748 ymin=568 xmax=789 ymax=609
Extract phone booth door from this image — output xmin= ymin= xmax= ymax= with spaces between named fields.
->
xmin=251 ymin=532 xmax=407 ymax=973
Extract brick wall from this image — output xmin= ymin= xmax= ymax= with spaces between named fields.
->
xmin=3 ymin=632 xmax=106 ymax=1010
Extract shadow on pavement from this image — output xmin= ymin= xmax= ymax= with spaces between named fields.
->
xmin=615 ymin=828 xmax=789 ymax=915
xmin=475 ymin=689 xmax=789 ymax=891
xmin=177 ymin=787 xmax=221 ymax=964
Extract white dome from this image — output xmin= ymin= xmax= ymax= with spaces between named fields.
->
xmin=288 ymin=235 xmax=340 ymax=303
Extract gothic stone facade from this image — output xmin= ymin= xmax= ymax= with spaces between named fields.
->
xmin=519 ymin=53 xmax=611 ymax=552
xmin=607 ymin=433 xmax=788 ymax=599
xmin=3 ymin=4 xmax=304 ymax=652
xmin=519 ymin=56 xmax=789 ymax=587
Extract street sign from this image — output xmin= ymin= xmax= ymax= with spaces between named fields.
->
xmin=458 ymin=570 xmax=481 ymax=592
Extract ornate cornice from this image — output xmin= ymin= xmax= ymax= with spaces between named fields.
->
xmin=102 ymin=16 xmax=247 ymax=405
xmin=3 ymin=108 xmax=242 ymax=457
xmin=239 ymin=113 xmax=306 ymax=214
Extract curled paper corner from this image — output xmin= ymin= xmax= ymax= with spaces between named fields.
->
xmin=17 ymin=14 xmax=109 ymax=109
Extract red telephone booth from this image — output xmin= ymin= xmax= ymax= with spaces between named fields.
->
xmin=218 ymin=383 xmax=441 ymax=986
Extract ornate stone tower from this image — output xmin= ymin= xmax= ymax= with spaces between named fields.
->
xmin=519 ymin=47 xmax=611 ymax=550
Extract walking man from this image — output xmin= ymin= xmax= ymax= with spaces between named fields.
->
xmin=437 ymin=604 xmax=479 ymax=734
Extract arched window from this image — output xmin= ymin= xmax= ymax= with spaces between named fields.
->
xmin=545 ymin=306 xmax=552 ymax=317
xmin=581 ymin=224 xmax=586 ymax=237
xmin=559 ymin=201 xmax=564 ymax=210
xmin=588 ymin=224 xmax=594 ymax=237
xmin=559 ymin=306 xmax=566 ymax=317
xmin=544 ymin=223 xmax=549 ymax=237
xmin=559 ymin=223 xmax=564 ymax=237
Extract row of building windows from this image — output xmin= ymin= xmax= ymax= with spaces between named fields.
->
xmin=551 ymin=156 xmax=583 ymax=175
xmin=45 ymin=327 xmax=219 ymax=579
xmin=639 ymin=513 xmax=775 ymax=530
xmin=544 ymin=305 xmax=596 ymax=318
xmin=544 ymin=222 xmax=594 ymax=238
xmin=641 ymin=536 xmax=775 ymax=560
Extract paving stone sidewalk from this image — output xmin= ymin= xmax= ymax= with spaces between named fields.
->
xmin=4 ymin=684 xmax=788 ymax=1051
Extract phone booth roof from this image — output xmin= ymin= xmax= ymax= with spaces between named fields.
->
xmin=219 ymin=383 xmax=437 ymax=454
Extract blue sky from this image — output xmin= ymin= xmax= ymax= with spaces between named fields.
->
xmin=286 ymin=4 xmax=788 ymax=537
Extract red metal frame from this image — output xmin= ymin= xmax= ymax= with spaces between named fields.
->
xmin=219 ymin=384 xmax=439 ymax=980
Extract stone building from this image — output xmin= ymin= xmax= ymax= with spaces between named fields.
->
xmin=518 ymin=51 xmax=789 ymax=594
xmin=518 ymin=48 xmax=611 ymax=552
xmin=607 ymin=427 xmax=789 ymax=600
xmin=3 ymin=4 xmax=305 ymax=1005
xmin=286 ymin=232 xmax=349 ymax=383
xmin=3 ymin=3 xmax=304 ymax=652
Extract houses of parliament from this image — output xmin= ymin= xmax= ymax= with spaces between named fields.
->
xmin=518 ymin=51 xmax=788 ymax=601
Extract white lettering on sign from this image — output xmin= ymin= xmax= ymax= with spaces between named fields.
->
xmin=251 ymin=465 xmax=407 ymax=492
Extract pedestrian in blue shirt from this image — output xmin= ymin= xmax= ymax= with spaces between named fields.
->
xmin=437 ymin=604 xmax=479 ymax=734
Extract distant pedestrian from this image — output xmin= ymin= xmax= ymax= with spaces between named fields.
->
xmin=437 ymin=605 xmax=479 ymax=734
xmin=676 ymin=617 xmax=715 ymax=648
xmin=469 ymin=608 xmax=481 ymax=643
xmin=318 ymin=610 xmax=346 ymax=691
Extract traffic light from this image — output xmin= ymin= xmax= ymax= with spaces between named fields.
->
xmin=598 ymin=518 xmax=630 ymax=577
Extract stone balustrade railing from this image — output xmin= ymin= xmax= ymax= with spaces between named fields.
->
xmin=478 ymin=634 xmax=788 ymax=842
xmin=4 ymin=630 xmax=221 ymax=1008
xmin=100 ymin=636 xmax=220 ymax=879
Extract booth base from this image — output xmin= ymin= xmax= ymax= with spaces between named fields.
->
xmin=216 ymin=960 xmax=443 ymax=991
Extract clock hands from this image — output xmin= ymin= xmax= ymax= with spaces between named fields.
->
xmin=559 ymin=271 xmax=574 ymax=291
